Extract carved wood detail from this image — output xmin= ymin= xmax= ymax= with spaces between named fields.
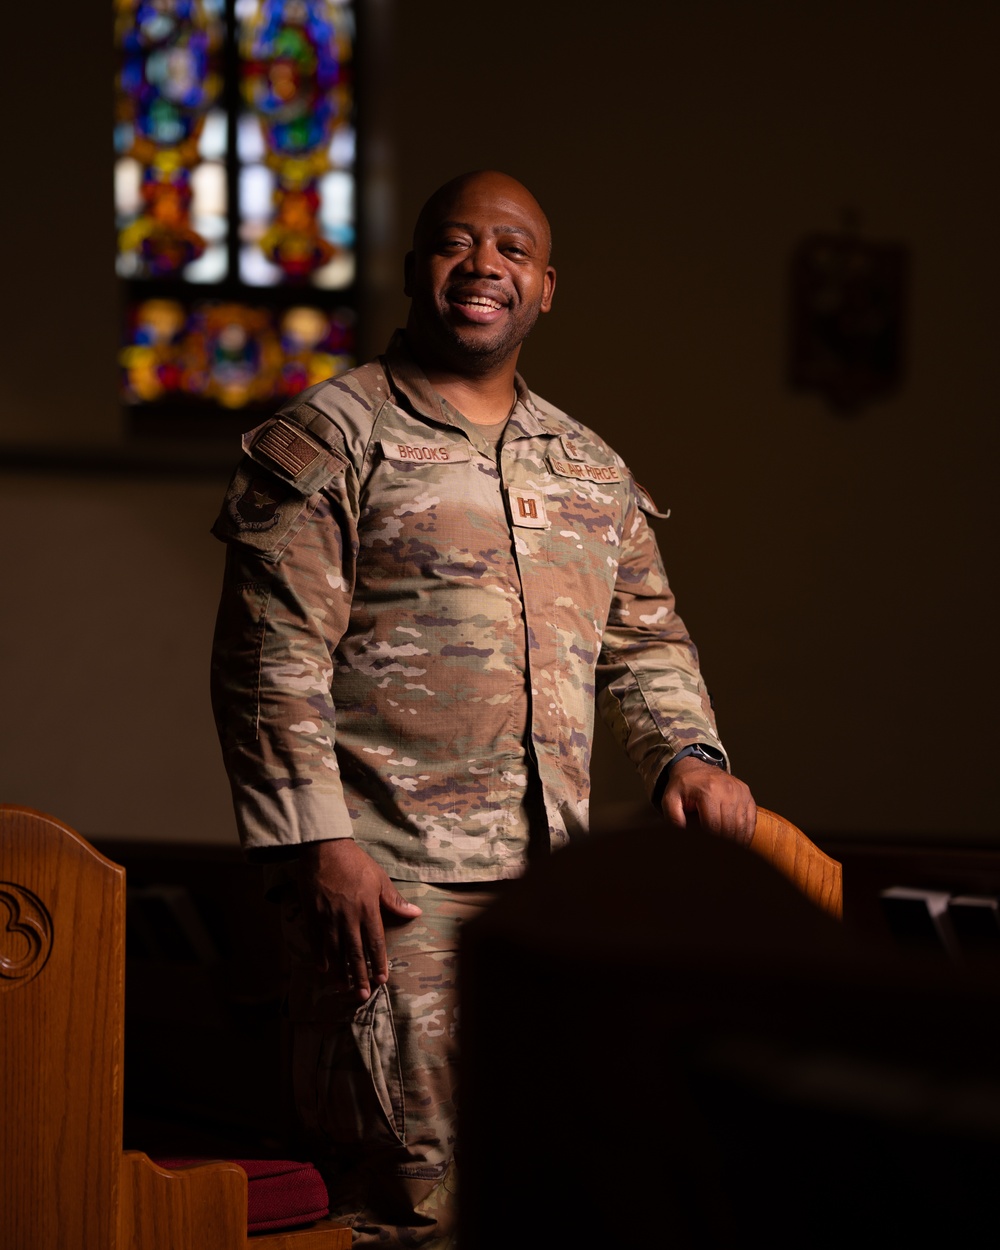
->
xmin=0 ymin=881 xmax=53 ymax=988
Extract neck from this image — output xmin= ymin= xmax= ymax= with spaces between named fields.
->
xmin=427 ymin=372 xmax=516 ymax=425
xmin=405 ymin=326 xmax=520 ymax=425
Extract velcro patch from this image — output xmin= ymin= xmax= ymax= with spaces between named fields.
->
xmin=255 ymin=420 xmax=324 ymax=479
xmin=557 ymin=436 xmax=587 ymax=461
xmin=548 ymin=455 xmax=622 ymax=484
xmin=508 ymin=487 xmax=550 ymax=528
xmin=235 ymin=475 xmax=292 ymax=528
xmin=380 ymin=438 xmax=471 ymax=464
xmin=212 ymin=459 xmax=313 ymax=559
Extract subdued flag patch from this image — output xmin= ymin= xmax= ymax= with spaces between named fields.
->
xmin=256 ymin=420 xmax=324 ymax=479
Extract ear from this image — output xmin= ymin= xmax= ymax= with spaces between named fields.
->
xmin=540 ymin=266 xmax=556 ymax=314
xmin=403 ymin=250 xmax=415 ymax=298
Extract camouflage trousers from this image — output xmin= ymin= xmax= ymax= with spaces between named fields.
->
xmin=279 ymin=879 xmax=502 ymax=1248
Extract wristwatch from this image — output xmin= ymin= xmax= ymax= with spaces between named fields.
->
xmin=673 ymin=743 xmax=727 ymax=771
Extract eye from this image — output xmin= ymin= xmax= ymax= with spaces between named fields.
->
xmin=436 ymin=235 xmax=471 ymax=253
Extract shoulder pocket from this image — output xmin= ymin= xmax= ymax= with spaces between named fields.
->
xmin=212 ymin=415 xmax=350 ymax=559
xmin=210 ymin=461 xmax=313 ymax=559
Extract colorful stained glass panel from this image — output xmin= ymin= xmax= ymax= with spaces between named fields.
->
xmin=114 ymin=0 xmax=228 ymax=283
xmin=121 ymin=299 xmax=356 ymax=408
xmin=236 ymin=1 xmax=355 ymax=288
xmin=115 ymin=0 xmax=358 ymax=418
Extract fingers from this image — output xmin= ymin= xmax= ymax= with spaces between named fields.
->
xmin=298 ymin=839 xmax=421 ymax=1002
xmin=661 ymin=787 xmax=689 ymax=829
xmin=323 ymin=885 xmax=394 ymax=1001
xmin=382 ymin=885 xmax=424 ymax=919
xmin=339 ymin=910 xmax=380 ymax=1000
xmin=697 ymin=786 xmax=757 ymax=846
xmin=307 ymin=896 xmax=382 ymax=1001
xmin=661 ymin=759 xmax=757 ymax=845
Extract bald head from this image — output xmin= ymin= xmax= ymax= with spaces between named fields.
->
xmin=412 ymin=170 xmax=552 ymax=264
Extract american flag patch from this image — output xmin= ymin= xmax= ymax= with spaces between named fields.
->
xmin=255 ymin=420 xmax=322 ymax=479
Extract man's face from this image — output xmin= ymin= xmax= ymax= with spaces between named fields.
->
xmin=404 ymin=172 xmax=556 ymax=373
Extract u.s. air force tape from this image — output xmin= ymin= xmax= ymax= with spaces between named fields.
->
xmin=547 ymin=455 xmax=622 ymax=483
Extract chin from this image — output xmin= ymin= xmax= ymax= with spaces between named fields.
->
xmin=450 ymin=318 xmax=535 ymax=363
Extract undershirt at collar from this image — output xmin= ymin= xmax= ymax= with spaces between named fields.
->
xmin=446 ymin=408 xmax=511 ymax=460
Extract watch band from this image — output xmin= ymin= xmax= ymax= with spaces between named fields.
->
xmin=652 ymin=742 xmax=727 ymax=808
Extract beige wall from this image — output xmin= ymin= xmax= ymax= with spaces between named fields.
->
xmin=1 ymin=2 xmax=997 ymax=844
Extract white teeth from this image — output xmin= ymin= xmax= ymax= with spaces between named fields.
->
xmin=462 ymin=296 xmax=502 ymax=309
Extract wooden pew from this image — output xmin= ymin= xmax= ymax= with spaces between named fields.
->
xmin=749 ymin=806 xmax=842 ymax=919
xmin=0 ymin=804 xmax=349 ymax=1250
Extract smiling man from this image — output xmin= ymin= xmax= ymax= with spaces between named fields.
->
xmin=403 ymin=172 xmax=555 ymax=398
xmin=210 ymin=170 xmax=754 ymax=1246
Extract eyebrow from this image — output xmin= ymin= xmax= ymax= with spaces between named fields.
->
xmin=435 ymin=219 xmax=538 ymax=243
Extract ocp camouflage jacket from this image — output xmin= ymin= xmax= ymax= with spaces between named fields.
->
xmin=210 ymin=333 xmax=727 ymax=881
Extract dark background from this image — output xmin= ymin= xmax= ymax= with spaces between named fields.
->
xmin=1 ymin=5 xmax=997 ymax=845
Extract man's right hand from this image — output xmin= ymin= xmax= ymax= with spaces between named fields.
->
xmin=298 ymin=839 xmax=422 ymax=1002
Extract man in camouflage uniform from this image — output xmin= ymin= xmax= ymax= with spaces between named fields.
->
xmin=210 ymin=170 xmax=755 ymax=1245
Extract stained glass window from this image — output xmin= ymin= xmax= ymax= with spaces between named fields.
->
xmin=114 ymin=0 xmax=357 ymax=429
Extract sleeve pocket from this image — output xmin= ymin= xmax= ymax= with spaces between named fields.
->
xmin=211 ymin=460 xmax=317 ymax=561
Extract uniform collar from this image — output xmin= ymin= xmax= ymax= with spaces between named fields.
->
xmin=382 ymin=330 xmax=556 ymax=438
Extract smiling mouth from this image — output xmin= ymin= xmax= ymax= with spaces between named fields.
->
xmin=452 ymin=294 xmax=506 ymax=311
xmin=448 ymin=291 xmax=510 ymax=325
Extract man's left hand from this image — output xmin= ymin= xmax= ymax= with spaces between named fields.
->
xmin=661 ymin=757 xmax=757 ymax=846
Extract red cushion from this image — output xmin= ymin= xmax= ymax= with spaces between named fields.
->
xmin=152 ymin=1156 xmax=329 ymax=1232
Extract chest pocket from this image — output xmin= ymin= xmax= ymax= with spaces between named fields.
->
xmin=546 ymin=434 xmax=626 ymax=523
xmin=358 ymin=430 xmax=491 ymax=563
xmin=362 ymin=434 xmax=476 ymax=520
xmin=511 ymin=440 xmax=627 ymax=566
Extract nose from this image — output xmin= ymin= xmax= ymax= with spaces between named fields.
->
xmin=460 ymin=239 xmax=502 ymax=277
